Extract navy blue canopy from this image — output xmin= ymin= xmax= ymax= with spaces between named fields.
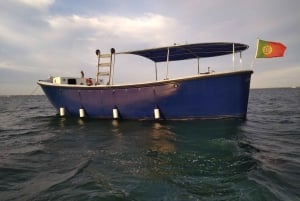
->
xmin=121 ymin=42 xmax=249 ymax=63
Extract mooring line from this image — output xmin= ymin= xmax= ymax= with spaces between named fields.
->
xmin=29 ymin=85 xmax=40 ymax=96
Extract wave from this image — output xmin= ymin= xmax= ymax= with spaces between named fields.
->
xmin=1 ymin=159 xmax=91 ymax=201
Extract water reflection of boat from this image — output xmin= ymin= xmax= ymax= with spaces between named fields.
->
xmin=148 ymin=119 xmax=244 ymax=155
xmin=149 ymin=123 xmax=176 ymax=154
xmin=38 ymin=42 xmax=252 ymax=120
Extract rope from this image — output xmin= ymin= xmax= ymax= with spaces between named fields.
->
xmin=29 ymin=85 xmax=40 ymax=96
xmin=6 ymin=85 xmax=42 ymax=112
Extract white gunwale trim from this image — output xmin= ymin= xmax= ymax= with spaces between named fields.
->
xmin=38 ymin=70 xmax=253 ymax=89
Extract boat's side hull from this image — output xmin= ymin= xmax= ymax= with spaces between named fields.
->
xmin=38 ymin=71 xmax=253 ymax=119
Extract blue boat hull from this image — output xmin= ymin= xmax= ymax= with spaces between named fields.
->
xmin=38 ymin=70 xmax=253 ymax=120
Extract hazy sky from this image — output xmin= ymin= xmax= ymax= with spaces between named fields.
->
xmin=0 ymin=0 xmax=299 ymax=95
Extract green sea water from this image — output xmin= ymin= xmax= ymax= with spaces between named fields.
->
xmin=0 ymin=88 xmax=299 ymax=201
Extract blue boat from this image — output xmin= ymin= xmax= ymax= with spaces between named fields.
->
xmin=38 ymin=42 xmax=253 ymax=120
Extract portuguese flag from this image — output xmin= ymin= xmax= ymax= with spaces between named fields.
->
xmin=256 ymin=39 xmax=286 ymax=58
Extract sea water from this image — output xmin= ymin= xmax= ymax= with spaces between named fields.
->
xmin=0 ymin=88 xmax=299 ymax=201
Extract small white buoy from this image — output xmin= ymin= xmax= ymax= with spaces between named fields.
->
xmin=79 ymin=108 xmax=85 ymax=118
xmin=154 ymin=108 xmax=160 ymax=119
xmin=112 ymin=108 xmax=119 ymax=119
xmin=59 ymin=107 xmax=65 ymax=117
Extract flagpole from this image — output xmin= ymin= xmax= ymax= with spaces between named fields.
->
xmin=250 ymin=38 xmax=260 ymax=69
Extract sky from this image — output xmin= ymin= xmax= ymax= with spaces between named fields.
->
xmin=0 ymin=0 xmax=299 ymax=95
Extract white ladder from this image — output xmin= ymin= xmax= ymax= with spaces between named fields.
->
xmin=96 ymin=48 xmax=115 ymax=85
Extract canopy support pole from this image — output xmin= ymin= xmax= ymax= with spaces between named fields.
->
xmin=240 ymin=51 xmax=243 ymax=69
xmin=165 ymin=47 xmax=170 ymax=80
xmin=232 ymin=43 xmax=235 ymax=70
xmin=110 ymin=48 xmax=115 ymax=85
xmin=155 ymin=63 xmax=158 ymax=81
xmin=197 ymin=57 xmax=200 ymax=74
